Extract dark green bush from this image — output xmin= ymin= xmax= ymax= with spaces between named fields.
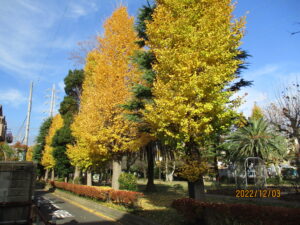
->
xmin=118 ymin=172 xmax=137 ymax=191
xmin=267 ymin=176 xmax=281 ymax=185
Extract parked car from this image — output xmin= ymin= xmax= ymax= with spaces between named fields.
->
xmin=281 ymin=167 xmax=299 ymax=180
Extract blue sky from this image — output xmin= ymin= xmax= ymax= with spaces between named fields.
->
xmin=0 ymin=0 xmax=299 ymax=145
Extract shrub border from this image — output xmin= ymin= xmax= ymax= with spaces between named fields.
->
xmin=50 ymin=181 xmax=143 ymax=208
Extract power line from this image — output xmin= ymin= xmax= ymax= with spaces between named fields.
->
xmin=15 ymin=116 xmax=27 ymax=142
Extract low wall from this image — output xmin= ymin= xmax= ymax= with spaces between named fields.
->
xmin=0 ymin=161 xmax=36 ymax=224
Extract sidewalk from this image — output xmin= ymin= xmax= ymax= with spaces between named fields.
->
xmin=48 ymin=189 xmax=160 ymax=225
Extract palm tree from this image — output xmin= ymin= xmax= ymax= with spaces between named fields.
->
xmin=226 ymin=118 xmax=287 ymax=161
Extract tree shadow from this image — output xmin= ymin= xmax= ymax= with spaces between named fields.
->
xmin=137 ymin=182 xmax=188 ymax=208
xmin=59 ymin=209 xmax=185 ymax=225
xmin=62 ymin=219 xmax=117 ymax=225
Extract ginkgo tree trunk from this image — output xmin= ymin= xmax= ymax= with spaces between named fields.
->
xmin=144 ymin=0 xmax=245 ymax=199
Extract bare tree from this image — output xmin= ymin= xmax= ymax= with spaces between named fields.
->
xmin=265 ymin=82 xmax=300 ymax=174
xmin=69 ymin=36 xmax=98 ymax=67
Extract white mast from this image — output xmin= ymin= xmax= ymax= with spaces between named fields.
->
xmin=24 ymin=81 xmax=33 ymax=159
xmin=50 ymin=84 xmax=55 ymax=117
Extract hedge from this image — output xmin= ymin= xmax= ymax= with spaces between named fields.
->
xmin=172 ymin=198 xmax=300 ymax=225
xmin=50 ymin=181 xmax=143 ymax=207
xmin=206 ymin=186 xmax=299 ymax=196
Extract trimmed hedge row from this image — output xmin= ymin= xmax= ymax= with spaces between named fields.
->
xmin=50 ymin=181 xmax=143 ymax=207
xmin=172 ymin=198 xmax=300 ymax=225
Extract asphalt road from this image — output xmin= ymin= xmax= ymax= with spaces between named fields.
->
xmin=35 ymin=190 xmax=119 ymax=225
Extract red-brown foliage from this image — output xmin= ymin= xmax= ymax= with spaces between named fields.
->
xmin=172 ymin=198 xmax=300 ymax=225
xmin=50 ymin=181 xmax=143 ymax=207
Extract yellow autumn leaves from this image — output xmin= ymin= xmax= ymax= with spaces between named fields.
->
xmin=64 ymin=0 xmax=246 ymax=183
xmin=144 ymin=0 xmax=245 ymax=146
xmin=41 ymin=114 xmax=63 ymax=169
xmin=68 ymin=7 xmax=148 ymax=170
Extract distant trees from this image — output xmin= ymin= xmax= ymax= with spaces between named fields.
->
xmin=265 ymin=82 xmax=300 ymax=175
xmin=26 ymin=145 xmax=33 ymax=161
xmin=251 ymin=103 xmax=264 ymax=120
xmin=41 ymin=114 xmax=63 ymax=180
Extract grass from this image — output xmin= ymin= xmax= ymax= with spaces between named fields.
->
xmin=134 ymin=179 xmax=300 ymax=225
xmin=134 ymin=180 xmax=188 ymax=225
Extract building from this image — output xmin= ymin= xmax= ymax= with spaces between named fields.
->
xmin=0 ymin=105 xmax=7 ymax=142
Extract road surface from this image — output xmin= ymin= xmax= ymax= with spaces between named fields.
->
xmin=35 ymin=190 xmax=119 ymax=225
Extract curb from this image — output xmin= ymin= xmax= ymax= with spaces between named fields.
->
xmin=52 ymin=189 xmax=160 ymax=225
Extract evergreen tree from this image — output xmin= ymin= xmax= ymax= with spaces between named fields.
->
xmin=52 ymin=69 xmax=84 ymax=179
xmin=123 ymin=2 xmax=157 ymax=191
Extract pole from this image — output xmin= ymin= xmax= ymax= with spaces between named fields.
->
xmin=50 ymin=84 xmax=55 ymax=117
xmin=24 ymin=82 xmax=33 ymax=160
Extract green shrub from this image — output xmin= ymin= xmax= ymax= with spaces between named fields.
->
xmin=267 ymin=176 xmax=281 ymax=185
xmin=118 ymin=172 xmax=137 ymax=191
xmin=57 ymin=177 xmax=65 ymax=182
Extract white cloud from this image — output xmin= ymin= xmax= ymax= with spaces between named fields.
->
xmin=0 ymin=89 xmax=27 ymax=107
xmin=0 ymin=1 xmax=60 ymax=80
xmin=69 ymin=3 xmax=87 ymax=17
xmin=0 ymin=0 xmax=100 ymax=80
xmin=50 ymin=35 xmax=79 ymax=50
xmin=246 ymin=64 xmax=279 ymax=78
xmin=68 ymin=1 xmax=99 ymax=18
xmin=18 ymin=0 xmax=42 ymax=13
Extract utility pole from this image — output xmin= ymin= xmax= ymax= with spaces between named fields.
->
xmin=24 ymin=81 xmax=33 ymax=160
xmin=50 ymin=84 xmax=55 ymax=117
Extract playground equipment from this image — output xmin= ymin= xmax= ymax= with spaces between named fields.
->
xmin=234 ymin=157 xmax=267 ymax=188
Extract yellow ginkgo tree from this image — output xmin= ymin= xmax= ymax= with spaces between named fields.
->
xmin=41 ymin=114 xmax=63 ymax=180
xmin=70 ymin=6 xmax=145 ymax=189
xmin=144 ymin=0 xmax=246 ymax=198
